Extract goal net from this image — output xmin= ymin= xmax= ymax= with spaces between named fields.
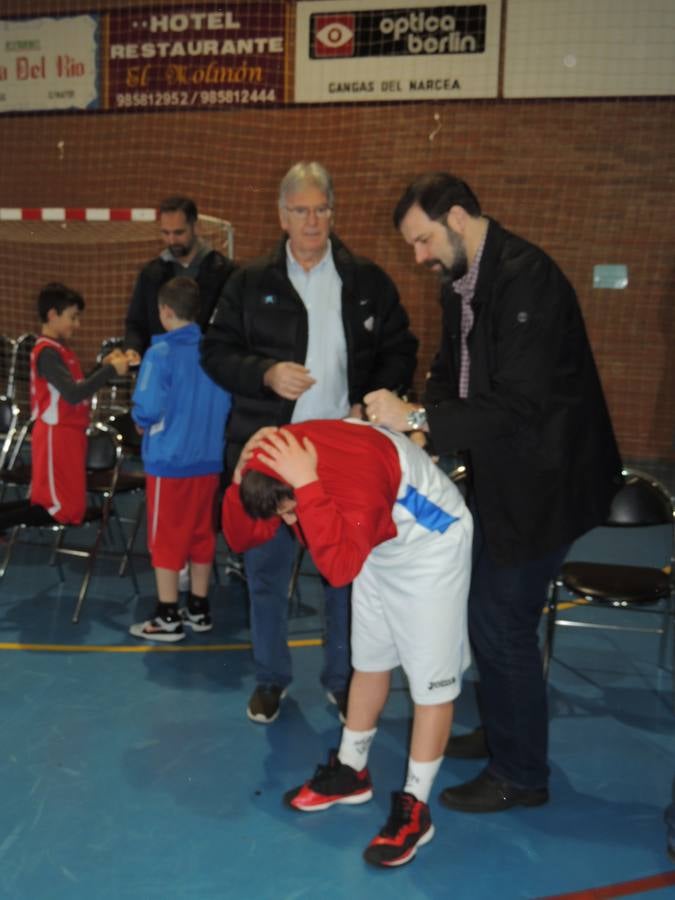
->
xmin=0 ymin=209 xmax=233 ymax=415
xmin=0 ymin=209 xmax=233 ymax=337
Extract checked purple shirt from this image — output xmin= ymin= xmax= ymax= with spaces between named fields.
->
xmin=452 ymin=233 xmax=486 ymax=399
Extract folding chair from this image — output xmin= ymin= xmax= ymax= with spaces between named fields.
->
xmin=0 ymin=336 xmax=17 ymax=398
xmin=543 ymin=468 xmax=674 ymax=705
xmin=101 ymin=411 xmax=146 ymax=577
xmin=0 ymin=422 xmax=134 ymax=623
xmin=91 ymin=336 xmax=135 ymax=420
xmin=0 ymin=396 xmax=31 ymax=502
xmin=0 ymin=395 xmax=19 ymax=472
xmin=11 ymin=333 xmax=36 ymax=425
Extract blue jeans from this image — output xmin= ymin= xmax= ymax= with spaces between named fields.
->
xmin=245 ymin=524 xmax=352 ymax=693
xmin=469 ymin=507 xmax=569 ymax=789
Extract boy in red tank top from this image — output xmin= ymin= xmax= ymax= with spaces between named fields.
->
xmin=29 ymin=283 xmax=129 ymax=523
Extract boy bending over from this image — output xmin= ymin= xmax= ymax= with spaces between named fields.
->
xmin=129 ymin=276 xmax=231 ymax=642
xmin=222 ymin=419 xmax=472 ymax=868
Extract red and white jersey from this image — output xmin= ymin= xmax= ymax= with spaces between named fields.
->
xmin=222 ymin=419 xmax=467 ymax=587
xmin=30 ymin=337 xmax=90 ymax=428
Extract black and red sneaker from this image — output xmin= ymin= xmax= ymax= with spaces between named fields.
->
xmin=284 ymin=750 xmax=373 ymax=812
xmin=363 ymin=791 xmax=434 ymax=868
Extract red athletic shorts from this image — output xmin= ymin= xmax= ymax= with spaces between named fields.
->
xmin=30 ymin=422 xmax=87 ymax=525
xmin=146 ymin=473 xmax=219 ymax=570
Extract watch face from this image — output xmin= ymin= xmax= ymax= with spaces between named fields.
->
xmin=408 ymin=408 xmax=426 ymax=430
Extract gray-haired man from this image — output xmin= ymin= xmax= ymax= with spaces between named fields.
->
xmin=202 ymin=161 xmax=418 ymax=724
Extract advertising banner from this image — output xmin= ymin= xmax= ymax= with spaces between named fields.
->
xmin=0 ymin=15 xmax=99 ymax=113
xmin=106 ymin=3 xmax=286 ymax=111
xmin=294 ymin=0 xmax=501 ymax=102
xmin=504 ymin=0 xmax=675 ymax=98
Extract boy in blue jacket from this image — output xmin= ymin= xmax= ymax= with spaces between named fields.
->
xmin=129 ymin=276 xmax=232 ymax=642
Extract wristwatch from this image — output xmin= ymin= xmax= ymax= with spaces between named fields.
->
xmin=406 ymin=407 xmax=427 ymax=431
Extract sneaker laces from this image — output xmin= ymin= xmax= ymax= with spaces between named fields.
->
xmin=309 ymin=751 xmax=341 ymax=786
xmin=380 ymin=792 xmax=416 ymax=837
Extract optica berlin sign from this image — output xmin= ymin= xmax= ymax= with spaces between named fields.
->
xmin=295 ymin=0 xmax=501 ymax=102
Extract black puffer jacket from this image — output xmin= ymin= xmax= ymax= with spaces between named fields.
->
xmin=201 ymin=234 xmax=418 ymax=469
xmin=124 ymin=251 xmax=237 ymax=355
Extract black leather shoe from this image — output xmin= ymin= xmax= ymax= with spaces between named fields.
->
xmin=444 ymin=726 xmax=488 ymax=759
xmin=439 ymin=770 xmax=549 ymax=813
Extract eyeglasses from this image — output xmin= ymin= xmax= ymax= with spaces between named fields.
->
xmin=284 ymin=205 xmax=333 ymax=221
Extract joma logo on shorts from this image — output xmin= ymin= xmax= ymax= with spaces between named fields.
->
xmin=428 ymin=677 xmax=456 ymax=690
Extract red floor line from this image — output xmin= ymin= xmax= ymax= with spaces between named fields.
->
xmin=540 ymin=869 xmax=675 ymax=899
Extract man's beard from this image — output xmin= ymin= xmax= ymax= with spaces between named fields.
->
xmin=169 ymin=241 xmax=194 ymax=259
xmin=425 ymin=228 xmax=468 ymax=283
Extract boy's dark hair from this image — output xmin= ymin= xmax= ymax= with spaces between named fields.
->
xmin=240 ymin=469 xmax=295 ymax=520
xmin=37 ymin=282 xmax=85 ymax=322
xmin=159 ymin=195 xmax=198 ymax=224
xmin=158 ymin=276 xmax=200 ymax=321
xmin=393 ymin=173 xmax=482 ymax=228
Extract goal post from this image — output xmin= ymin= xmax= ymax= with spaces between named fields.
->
xmin=0 ymin=208 xmax=235 ymax=370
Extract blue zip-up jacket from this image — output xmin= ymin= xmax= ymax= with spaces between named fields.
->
xmin=132 ymin=323 xmax=231 ymax=478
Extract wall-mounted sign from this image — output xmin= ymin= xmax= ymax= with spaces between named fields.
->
xmin=504 ymin=0 xmax=675 ymax=98
xmin=106 ymin=4 xmax=286 ymax=111
xmin=1 ymin=3 xmax=287 ymax=114
xmin=593 ymin=265 xmax=628 ymax=290
xmin=294 ymin=0 xmax=502 ymax=102
xmin=0 ymin=15 xmax=99 ymax=113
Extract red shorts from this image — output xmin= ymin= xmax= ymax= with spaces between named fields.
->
xmin=146 ymin=473 xmax=219 ymax=571
xmin=30 ymin=422 xmax=87 ymax=524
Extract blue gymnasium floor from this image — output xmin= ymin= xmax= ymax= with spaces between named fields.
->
xmin=0 ymin=510 xmax=673 ymax=900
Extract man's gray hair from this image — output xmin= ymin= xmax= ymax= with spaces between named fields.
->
xmin=278 ymin=161 xmax=335 ymax=209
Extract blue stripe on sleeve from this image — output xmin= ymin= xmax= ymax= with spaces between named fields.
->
xmin=396 ymin=485 xmax=458 ymax=533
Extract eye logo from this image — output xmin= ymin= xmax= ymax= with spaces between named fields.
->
xmin=312 ymin=14 xmax=355 ymax=57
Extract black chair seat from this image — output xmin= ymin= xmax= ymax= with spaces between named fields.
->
xmin=0 ymin=461 xmax=31 ymax=485
xmin=544 ymin=469 xmax=674 ymax=702
xmin=86 ymin=469 xmax=144 ymax=493
xmin=0 ymin=422 xmax=138 ymax=623
xmin=561 ymin=561 xmax=670 ymax=605
xmin=116 ymin=470 xmax=145 ymax=491
xmin=82 ymin=506 xmax=104 ymax=524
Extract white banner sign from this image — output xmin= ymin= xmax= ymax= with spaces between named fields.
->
xmin=504 ymin=0 xmax=675 ymax=98
xmin=294 ymin=0 xmax=501 ymax=103
xmin=0 ymin=15 xmax=99 ymax=113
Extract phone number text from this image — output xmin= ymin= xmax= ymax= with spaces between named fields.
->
xmin=115 ymin=88 xmax=277 ymax=108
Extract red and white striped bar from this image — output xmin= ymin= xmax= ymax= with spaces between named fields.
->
xmin=0 ymin=208 xmax=157 ymax=222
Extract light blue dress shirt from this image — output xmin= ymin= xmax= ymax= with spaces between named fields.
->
xmin=286 ymin=241 xmax=349 ymax=423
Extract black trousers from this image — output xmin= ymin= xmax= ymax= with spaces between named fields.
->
xmin=468 ymin=505 xmax=569 ymax=789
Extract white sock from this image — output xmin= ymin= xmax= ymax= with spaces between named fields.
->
xmin=403 ymin=756 xmax=443 ymax=804
xmin=338 ymin=726 xmax=377 ymax=772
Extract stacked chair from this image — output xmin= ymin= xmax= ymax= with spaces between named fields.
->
xmin=0 ymin=333 xmax=144 ymax=622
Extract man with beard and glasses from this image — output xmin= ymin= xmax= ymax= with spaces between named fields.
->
xmin=123 ymin=196 xmax=236 ymax=365
xmin=363 ymin=172 xmax=622 ymax=815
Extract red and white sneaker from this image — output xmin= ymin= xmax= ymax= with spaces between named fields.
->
xmin=363 ymin=791 xmax=434 ymax=868
xmin=284 ymin=750 xmax=373 ymax=812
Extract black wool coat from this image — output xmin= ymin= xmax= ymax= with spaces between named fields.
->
xmin=425 ymin=218 xmax=623 ymax=566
